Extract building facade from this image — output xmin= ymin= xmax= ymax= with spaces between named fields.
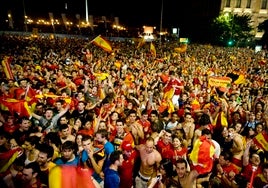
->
xmin=220 ymin=0 xmax=268 ymax=37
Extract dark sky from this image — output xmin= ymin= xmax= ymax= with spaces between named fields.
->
xmin=1 ymin=0 xmax=221 ymax=39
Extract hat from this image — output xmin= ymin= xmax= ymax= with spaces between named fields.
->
xmin=121 ymin=141 xmax=133 ymax=151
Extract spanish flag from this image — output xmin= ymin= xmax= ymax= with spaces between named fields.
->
xmin=253 ymin=132 xmax=268 ymax=151
xmin=189 ymin=135 xmax=215 ymax=174
xmin=49 ymin=166 xmax=96 ymax=188
xmin=0 ymin=98 xmax=32 ymax=117
xmin=1 ymin=56 xmax=14 ymax=80
xmin=150 ymin=42 xmax=156 ymax=57
xmin=91 ymin=35 xmax=112 ymax=53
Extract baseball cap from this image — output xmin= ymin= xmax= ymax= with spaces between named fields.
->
xmin=121 ymin=141 xmax=133 ymax=151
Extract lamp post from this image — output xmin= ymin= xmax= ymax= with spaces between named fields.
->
xmin=22 ymin=0 xmax=28 ymax=32
xmin=85 ymin=0 xmax=88 ymax=23
xmin=159 ymin=0 xmax=163 ymax=47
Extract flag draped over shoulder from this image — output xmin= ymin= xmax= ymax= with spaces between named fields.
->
xmin=150 ymin=42 xmax=156 ymax=57
xmin=91 ymin=35 xmax=112 ymax=53
xmin=253 ymin=132 xmax=268 ymax=151
xmin=189 ymin=135 xmax=215 ymax=174
xmin=1 ymin=56 xmax=14 ymax=80
xmin=49 ymin=166 xmax=95 ymax=188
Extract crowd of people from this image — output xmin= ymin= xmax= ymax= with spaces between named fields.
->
xmin=0 ymin=33 xmax=268 ymax=188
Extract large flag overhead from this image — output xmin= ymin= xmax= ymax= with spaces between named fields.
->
xmin=91 ymin=35 xmax=112 ymax=53
xmin=150 ymin=42 xmax=156 ymax=57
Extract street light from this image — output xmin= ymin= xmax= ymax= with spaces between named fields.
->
xmin=159 ymin=0 xmax=163 ymax=47
xmin=22 ymin=0 xmax=28 ymax=32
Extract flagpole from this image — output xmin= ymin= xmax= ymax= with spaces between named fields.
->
xmin=159 ymin=0 xmax=163 ymax=48
xmin=85 ymin=0 xmax=88 ymax=23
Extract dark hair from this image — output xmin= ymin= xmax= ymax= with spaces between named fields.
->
xmin=201 ymin=128 xmax=212 ymax=136
xmin=38 ymin=143 xmax=54 ymax=159
xmin=25 ymin=136 xmax=40 ymax=148
xmin=81 ymin=135 xmax=93 ymax=142
xmin=44 ymin=132 xmax=62 ymax=149
xmin=175 ymin=158 xmax=188 ymax=169
xmin=24 ymin=162 xmax=41 ymax=175
xmin=160 ymin=158 xmax=175 ymax=177
xmin=96 ymin=129 xmax=109 ymax=139
xmin=59 ymin=124 xmax=69 ymax=131
xmin=220 ymin=150 xmax=233 ymax=161
xmin=109 ymin=150 xmax=122 ymax=164
xmin=199 ymin=113 xmax=211 ymax=126
xmin=17 ymin=116 xmax=30 ymax=124
xmin=61 ymin=141 xmax=75 ymax=151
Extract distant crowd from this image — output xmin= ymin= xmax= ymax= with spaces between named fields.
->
xmin=0 ymin=33 xmax=268 ymax=188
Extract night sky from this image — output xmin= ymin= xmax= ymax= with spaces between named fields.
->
xmin=0 ymin=0 xmax=221 ymax=40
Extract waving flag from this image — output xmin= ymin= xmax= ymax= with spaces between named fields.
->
xmin=2 ymin=56 xmax=14 ymax=80
xmin=91 ymin=35 xmax=112 ymax=53
xmin=150 ymin=42 xmax=156 ymax=57
xmin=253 ymin=132 xmax=268 ymax=151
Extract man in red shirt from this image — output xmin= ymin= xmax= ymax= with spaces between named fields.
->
xmin=118 ymin=141 xmax=139 ymax=188
xmin=137 ymin=110 xmax=151 ymax=144
xmin=155 ymin=129 xmax=174 ymax=160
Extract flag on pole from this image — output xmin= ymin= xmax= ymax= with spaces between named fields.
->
xmin=1 ymin=56 xmax=14 ymax=80
xmin=91 ymin=35 xmax=112 ymax=53
xmin=150 ymin=42 xmax=156 ymax=57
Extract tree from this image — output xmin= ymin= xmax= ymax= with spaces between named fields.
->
xmin=211 ymin=13 xmax=254 ymax=46
xmin=258 ymin=20 xmax=268 ymax=48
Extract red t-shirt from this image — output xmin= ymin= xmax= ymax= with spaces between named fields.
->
xmin=119 ymin=150 xmax=139 ymax=188
xmin=157 ymin=140 xmax=174 ymax=160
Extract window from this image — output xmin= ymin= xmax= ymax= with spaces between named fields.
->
xmin=236 ymin=0 xmax=241 ymax=8
xmin=246 ymin=0 xmax=251 ymax=8
xmin=261 ymin=0 xmax=268 ymax=9
xmin=226 ymin=0 xmax=231 ymax=7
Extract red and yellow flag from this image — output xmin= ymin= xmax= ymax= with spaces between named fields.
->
xmin=253 ymin=132 xmax=268 ymax=151
xmin=0 ymin=98 xmax=32 ymax=118
xmin=150 ymin=42 xmax=156 ymax=57
xmin=91 ymin=35 xmax=112 ymax=53
xmin=189 ymin=136 xmax=215 ymax=174
xmin=49 ymin=166 xmax=95 ymax=188
xmin=1 ymin=56 xmax=14 ymax=80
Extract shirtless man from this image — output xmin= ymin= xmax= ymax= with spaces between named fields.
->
xmin=174 ymin=158 xmax=197 ymax=188
xmin=135 ymin=137 xmax=162 ymax=188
